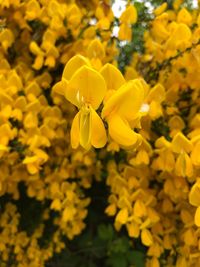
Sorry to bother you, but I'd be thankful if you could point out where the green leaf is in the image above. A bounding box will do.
[98,224,114,241]
[107,253,127,267]
[127,250,145,267]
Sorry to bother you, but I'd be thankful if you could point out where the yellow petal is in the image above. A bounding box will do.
[105,204,117,216]
[141,228,153,246]
[189,181,200,207]
[191,142,200,166]
[0,144,9,151]
[134,200,147,217]
[176,257,188,267]
[154,3,167,16]
[70,111,80,149]
[118,23,132,41]
[23,156,37,164]
[25,0,41,20]
[50,199,62,211]
[175,152,193,178]
[115,208,128,224]
[102,79,145,121]
[166,23,191,49]
[150,257,160,267]
[100,63,125,91]
[87,39,105,59]
[90,107,107,148]
[120,5,137,24]
[194,206,200,227]
[0,29,14,50]
[168,116,185,131]
[52,79,68,96]
[171,132,192,153]
[62,206,76,222]
[66,65,106,109]
[62,55,91,81]
[107,114,141,147]
[147,83,165,103]
[27,163,38,175]
[148,101,163,119]
[79,108,91,150]
[67,4,82,26]
[177,8,192,26]
[29,41,44,56]
[126,222,140,238]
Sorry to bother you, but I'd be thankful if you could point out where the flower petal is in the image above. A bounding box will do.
[147,83,165,103]
[52,79,68,96]
[141,228,153,246]
[79,108,91,150]
[100,63,125,91]
[171,132,192,153]
[90,107,107,148]
[108,114,141,147]
[194,206,200,227]
[66,65,106,109]
[62,55,91,81]
[115,208,128,224]
[70,111,80,149]
[120,5,137,24]
[102,79,145,121]
[189,181,200,207]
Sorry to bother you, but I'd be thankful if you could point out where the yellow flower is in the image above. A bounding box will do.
[0,29,14,51]
[55,55,107,149]
[166,23,192,50]
[100,63,125,101]
[175,151,193,178]
[25,0,41,21]
[87,39,105,70]
[146,83,165,119]
[177,8,192,26]
[120,5,137,24]
[66,4,82,27]
[154,3,167,16]
[102,79,145,147]
[171,132,192,154]
[23,149,49,174]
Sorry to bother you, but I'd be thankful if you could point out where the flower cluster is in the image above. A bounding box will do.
[1,0,200,266]
[53,54,148,150]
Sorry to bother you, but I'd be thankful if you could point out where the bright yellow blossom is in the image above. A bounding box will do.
[102,79,146,147]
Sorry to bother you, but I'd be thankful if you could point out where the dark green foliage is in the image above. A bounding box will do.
[46,224,145,267]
